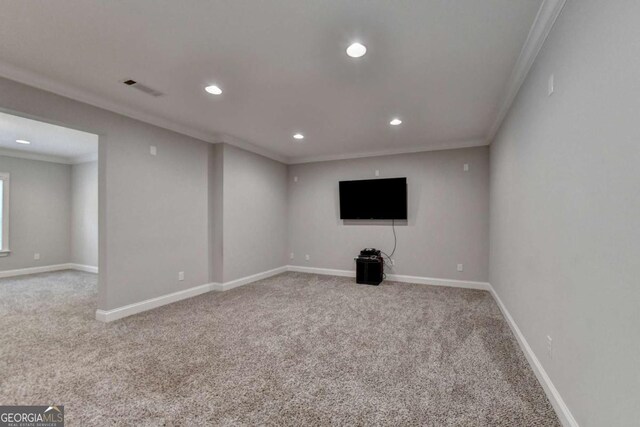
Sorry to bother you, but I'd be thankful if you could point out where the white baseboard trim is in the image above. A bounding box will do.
[82,261,571,425]
[95,266,289,322]
[0,263,99,279]
[488,284,578,427]
[95,282,215,322]
[287,265,573,424]
[0,263,71,279]
[214,266,289,292]
[92,264,488,323]
[68,263,98,274]
[86,261,575,425]
[387,273,490,291]
[286,265,490,291]
[287,265,355,278]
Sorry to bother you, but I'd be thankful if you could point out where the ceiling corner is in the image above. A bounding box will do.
[0,60,218,145]
[485,0,567,143]
[288,138,488,165]
[219,134,289,164]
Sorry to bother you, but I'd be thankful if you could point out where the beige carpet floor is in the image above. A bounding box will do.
[0,270,559,426]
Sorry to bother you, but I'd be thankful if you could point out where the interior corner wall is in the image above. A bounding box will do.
[208,144,224,283]
[0,76,210,311]
[288,146,490,282]
[0,155,71,270]
[489,1,640,425]
[221,144,288,282]
[71,160,98,267]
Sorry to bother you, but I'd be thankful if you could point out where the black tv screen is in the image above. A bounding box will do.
[339,177,407,220]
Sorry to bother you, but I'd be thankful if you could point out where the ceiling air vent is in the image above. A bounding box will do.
[122,79,164,97]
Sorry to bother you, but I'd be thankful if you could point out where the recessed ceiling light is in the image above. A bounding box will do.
[390,118,402,126]
[205,85,222,95]
[16,139,31,144]
[293,133,304,140]
[346,42,367,58]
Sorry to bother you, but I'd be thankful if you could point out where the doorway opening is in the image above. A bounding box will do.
[0,110,100,317]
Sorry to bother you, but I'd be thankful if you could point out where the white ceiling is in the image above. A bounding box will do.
[0,0,543,163]
[0,111,98,164]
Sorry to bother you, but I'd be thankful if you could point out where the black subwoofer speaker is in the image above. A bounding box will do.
[356,256,383,285]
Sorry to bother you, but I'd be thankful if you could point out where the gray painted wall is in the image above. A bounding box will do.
[0,155,71,270]
[222,144,288,282]
[490,1,640,425]
[71,161,98,267]
[288,147,489,281]
[0,77,210,311]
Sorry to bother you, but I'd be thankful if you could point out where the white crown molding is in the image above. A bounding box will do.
[0,1,566,170]
[0,61,217,142]
[0,147,99,165]
[71,152,99,164]
[220,135,289,164]
[0,61,287,163]
[0,60,496,166]
[0,147,74,164]
[289,138,488,165]
[485,0,567,144]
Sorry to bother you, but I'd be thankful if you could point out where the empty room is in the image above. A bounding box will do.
[0,1,636,426]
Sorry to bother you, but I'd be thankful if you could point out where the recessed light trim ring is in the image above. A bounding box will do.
[205,85,222,95]
[346,42,367,58]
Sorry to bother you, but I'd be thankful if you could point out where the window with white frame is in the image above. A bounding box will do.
[0,173,9,256]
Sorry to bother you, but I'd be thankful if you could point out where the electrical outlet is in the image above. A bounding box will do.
[546,335,553,358]
[178,271,185,281]
[305,254,310,261]
[150,145,157,156]
[34,253,40,261]
[391,259,395,266]
[375,170,380,177]
[290,252,294,260]
[463,163,469,172]
[457,263,463,272]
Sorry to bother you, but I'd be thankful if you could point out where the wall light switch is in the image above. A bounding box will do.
[548,74,554,96]
[178,271,185,281]
[34,253,40,260]
[150,145,157,156]
[463,163,469,172]
[457,263,463,272]
[293,176,298,182]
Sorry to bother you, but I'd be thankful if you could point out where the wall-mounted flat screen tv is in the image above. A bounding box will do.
[339,177,407,220]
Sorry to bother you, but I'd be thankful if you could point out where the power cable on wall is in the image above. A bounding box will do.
[381,219,397,275]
